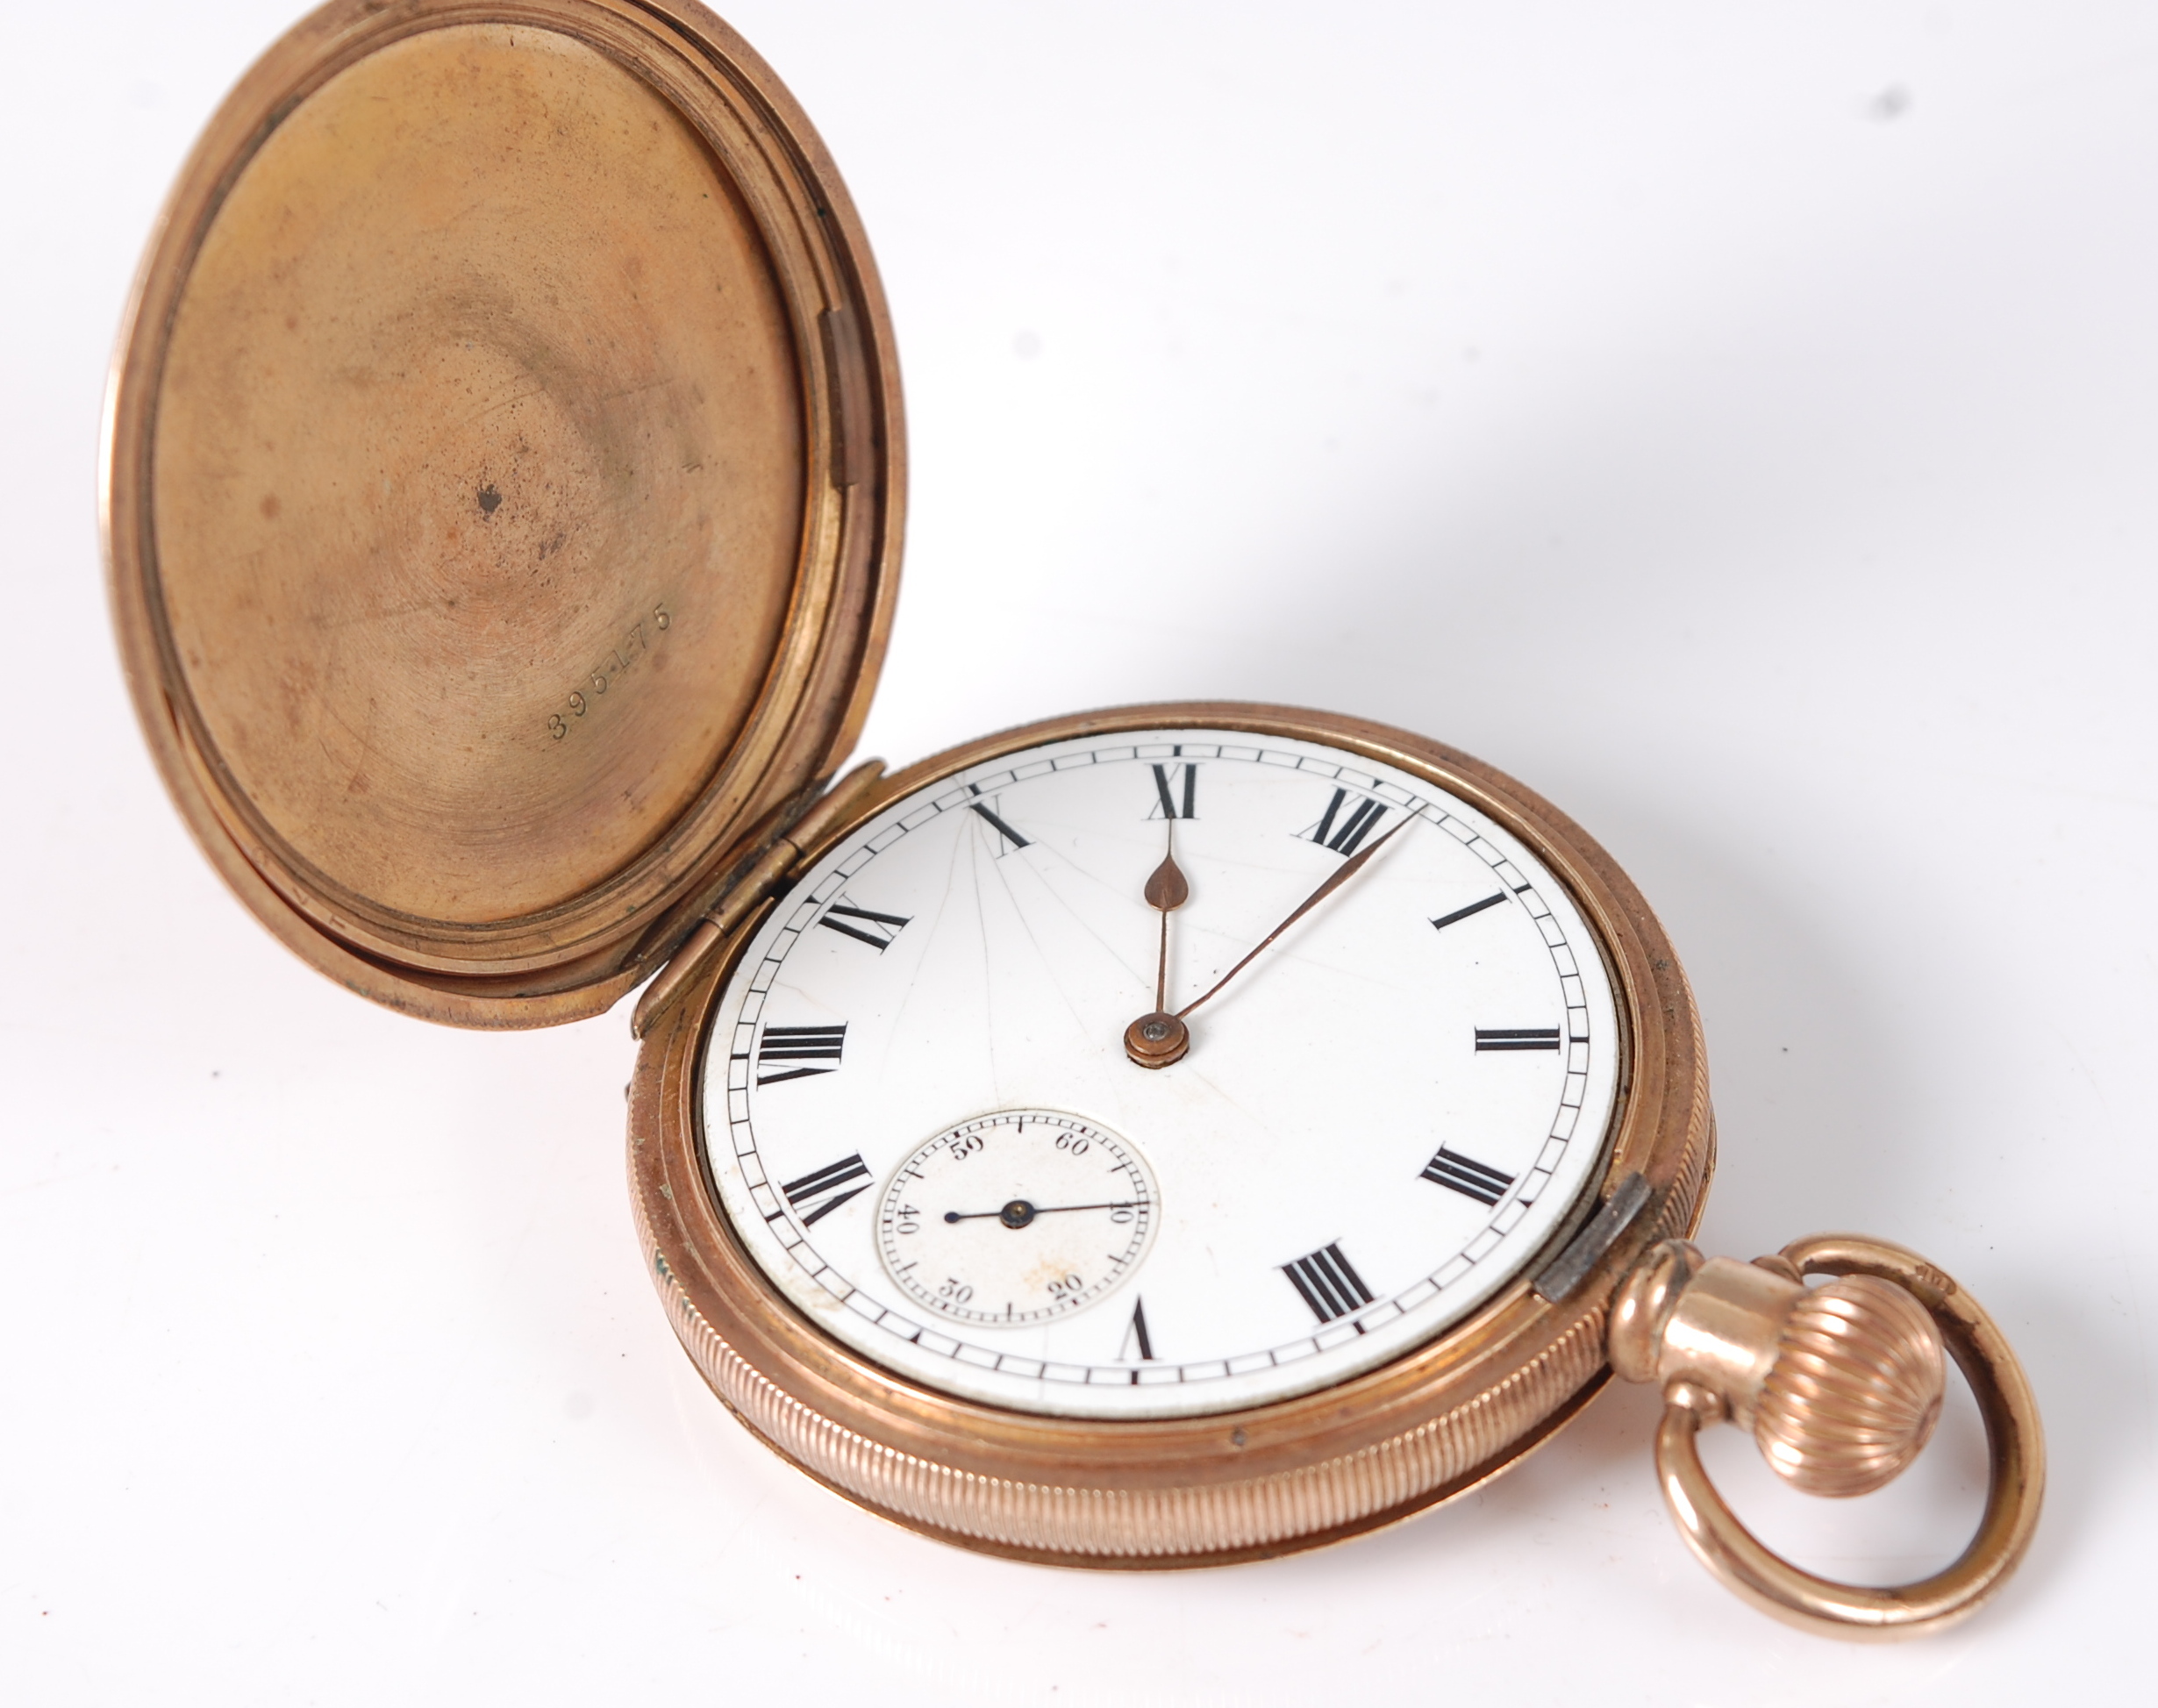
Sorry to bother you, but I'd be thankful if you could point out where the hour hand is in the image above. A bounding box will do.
[1125,830,1191,1068]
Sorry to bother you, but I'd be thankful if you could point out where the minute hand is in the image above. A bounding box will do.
[1176,818,1409,1019]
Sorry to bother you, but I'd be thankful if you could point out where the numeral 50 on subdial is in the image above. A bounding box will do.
[546,604,671,740]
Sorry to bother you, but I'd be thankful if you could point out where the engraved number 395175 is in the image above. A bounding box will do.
[548,604,670,740]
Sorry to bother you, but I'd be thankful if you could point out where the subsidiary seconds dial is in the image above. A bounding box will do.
[876,1111,1158,1326]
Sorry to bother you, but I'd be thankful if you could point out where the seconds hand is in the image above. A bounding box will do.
[945,1199,1137,1229]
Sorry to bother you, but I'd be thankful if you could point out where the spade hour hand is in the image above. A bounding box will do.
[943,1199,1137,1229]
[1144,839,1190,1011]
[1125,825,1193,1068]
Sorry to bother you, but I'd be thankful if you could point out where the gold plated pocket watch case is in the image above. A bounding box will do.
[626,704,1720,1567]
[106,0,2043,1642]
[625,706,2043,1638]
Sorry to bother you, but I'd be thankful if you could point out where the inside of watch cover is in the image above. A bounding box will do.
[108,4,897,1024]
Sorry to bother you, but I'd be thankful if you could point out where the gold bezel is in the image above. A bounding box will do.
[628,703,1714,1567]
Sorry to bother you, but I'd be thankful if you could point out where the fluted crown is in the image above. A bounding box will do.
[1754,1275,1947,1497]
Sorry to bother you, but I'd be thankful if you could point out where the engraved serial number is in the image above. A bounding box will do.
[547,603,671,740]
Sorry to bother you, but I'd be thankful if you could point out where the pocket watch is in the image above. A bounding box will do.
[104,0,2042,1640]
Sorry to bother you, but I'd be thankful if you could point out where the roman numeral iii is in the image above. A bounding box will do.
[818,900,911,951]
[1149,762,1198,820]
[757,1022,847,1085]
[781,1154,872,1226]
[1419,1145,1517,1207]
[1475,1026,1561,1052]
[1304,787,1388,855]
[1282,1242,1375,1324]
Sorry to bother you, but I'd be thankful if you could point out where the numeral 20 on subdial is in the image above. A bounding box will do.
[547,604,671,740]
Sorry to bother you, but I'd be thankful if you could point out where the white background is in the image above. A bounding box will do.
[4,3,2153,1702]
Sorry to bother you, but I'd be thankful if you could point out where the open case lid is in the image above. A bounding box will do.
[103,0,902,1029]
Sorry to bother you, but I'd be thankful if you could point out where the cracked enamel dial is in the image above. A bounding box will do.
[701,728,1623,1420]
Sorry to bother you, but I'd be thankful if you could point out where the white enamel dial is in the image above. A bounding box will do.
[701,728,1623,1420]
[875,1111,1158,1327]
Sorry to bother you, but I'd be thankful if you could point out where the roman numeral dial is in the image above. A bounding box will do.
[968,798,1030,852]
[818,900,911,951]
[1420,1146,1516,1206]
[701,728,1622,1424]
[756,1022,847,1084]
[1148,762,1198,819]
[1282,1242,1375,1325]
[781,1154,873,1226]
[1431,893,1506,933]
[1303,786,1388,855]
[1476,1026,1561,1052]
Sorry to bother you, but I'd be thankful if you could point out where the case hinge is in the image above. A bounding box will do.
[630,760,888,1039]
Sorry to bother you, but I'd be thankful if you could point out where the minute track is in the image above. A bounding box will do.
[702,728,1619,1419]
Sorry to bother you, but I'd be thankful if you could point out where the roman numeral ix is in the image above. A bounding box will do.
[780,1154,872,1226]
[756,1022,847,1084]
[1149,762,1198,820]
[818,900,911,952]
[1304,787,1388,856]
[1475,1027,1561,1052]
[1420,1145,1517,1207]
[1282,1242,1375,1325]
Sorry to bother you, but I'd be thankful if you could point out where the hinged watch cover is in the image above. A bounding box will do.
[103,0,902,1027]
